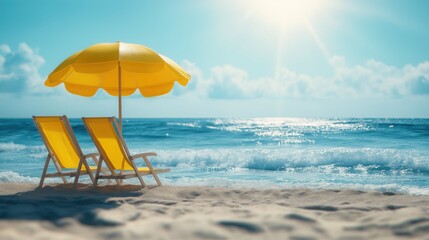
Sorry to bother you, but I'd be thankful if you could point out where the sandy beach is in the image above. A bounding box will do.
[0,183,428,240]
[2,0,429,239]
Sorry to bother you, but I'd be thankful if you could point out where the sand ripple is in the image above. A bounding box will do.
[0,183,428,240]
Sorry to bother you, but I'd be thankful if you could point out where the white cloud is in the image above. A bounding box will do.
[0,44,11,55]
[2,43,428,101]
[181,56,429,99]
[0,43,48,95]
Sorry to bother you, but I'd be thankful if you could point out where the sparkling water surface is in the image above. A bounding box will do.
[0,118,428,195]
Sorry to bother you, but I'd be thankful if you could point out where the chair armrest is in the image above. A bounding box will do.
[131,152,158,172]
[84,153,100,164]
[84,153,100,159]
[131,152,157,160]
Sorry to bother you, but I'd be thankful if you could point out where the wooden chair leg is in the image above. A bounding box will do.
[133,167,147,188]
[136,173,147,189]
[152,172,162,186]
[52,158,66,184]
[73,157,85,187]
[142,155,161,186]
[83,160,94,184]
[94,157,104,186]
[119,170,124,185]
[39,154,51,188]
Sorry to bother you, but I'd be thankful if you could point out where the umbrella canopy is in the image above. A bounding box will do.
[45,42,191,133]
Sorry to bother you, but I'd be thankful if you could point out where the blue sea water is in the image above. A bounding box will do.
[0,118,428,195]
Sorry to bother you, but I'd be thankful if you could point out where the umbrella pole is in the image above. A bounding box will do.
[118,61,122,136]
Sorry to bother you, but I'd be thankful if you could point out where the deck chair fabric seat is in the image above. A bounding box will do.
[33,115,101,187]
[82,117,170,188]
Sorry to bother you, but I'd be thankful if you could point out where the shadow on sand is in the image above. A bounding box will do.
[0,184,147,226]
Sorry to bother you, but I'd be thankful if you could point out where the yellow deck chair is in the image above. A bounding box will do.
[82,117,170,188]
[33,115,103,187]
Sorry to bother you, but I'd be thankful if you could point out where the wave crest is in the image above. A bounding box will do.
[0,142,27,152]
[0,171,39,183]
[138,147,429,173]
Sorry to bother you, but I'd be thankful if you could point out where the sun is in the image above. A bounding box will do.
[241,0,330,80]
[246,0,324,30]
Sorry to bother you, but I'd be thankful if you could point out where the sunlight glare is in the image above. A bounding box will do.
[247,0,324,30]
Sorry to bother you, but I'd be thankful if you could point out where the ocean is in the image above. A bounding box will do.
[0,118,428,195]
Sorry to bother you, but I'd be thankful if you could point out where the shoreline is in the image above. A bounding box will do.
[1,183,429,239]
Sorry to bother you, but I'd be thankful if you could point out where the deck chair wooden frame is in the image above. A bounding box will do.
[33,115,106,188]
[82,117,170,188]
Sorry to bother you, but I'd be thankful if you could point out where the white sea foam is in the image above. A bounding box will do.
[1,169,427,195]
[0,171,40,183]
[0,171,90,184]
[29,152,47,159]
[136,147,429,173]
[0,142,45,154]
[0,142,27,152]
[161,176,429,195]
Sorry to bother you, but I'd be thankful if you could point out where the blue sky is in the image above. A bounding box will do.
[0,0,428,118]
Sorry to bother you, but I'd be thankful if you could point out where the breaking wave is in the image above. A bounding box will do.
[144,147,429,174]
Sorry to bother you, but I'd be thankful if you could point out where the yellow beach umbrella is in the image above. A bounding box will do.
[45,42,190,134]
